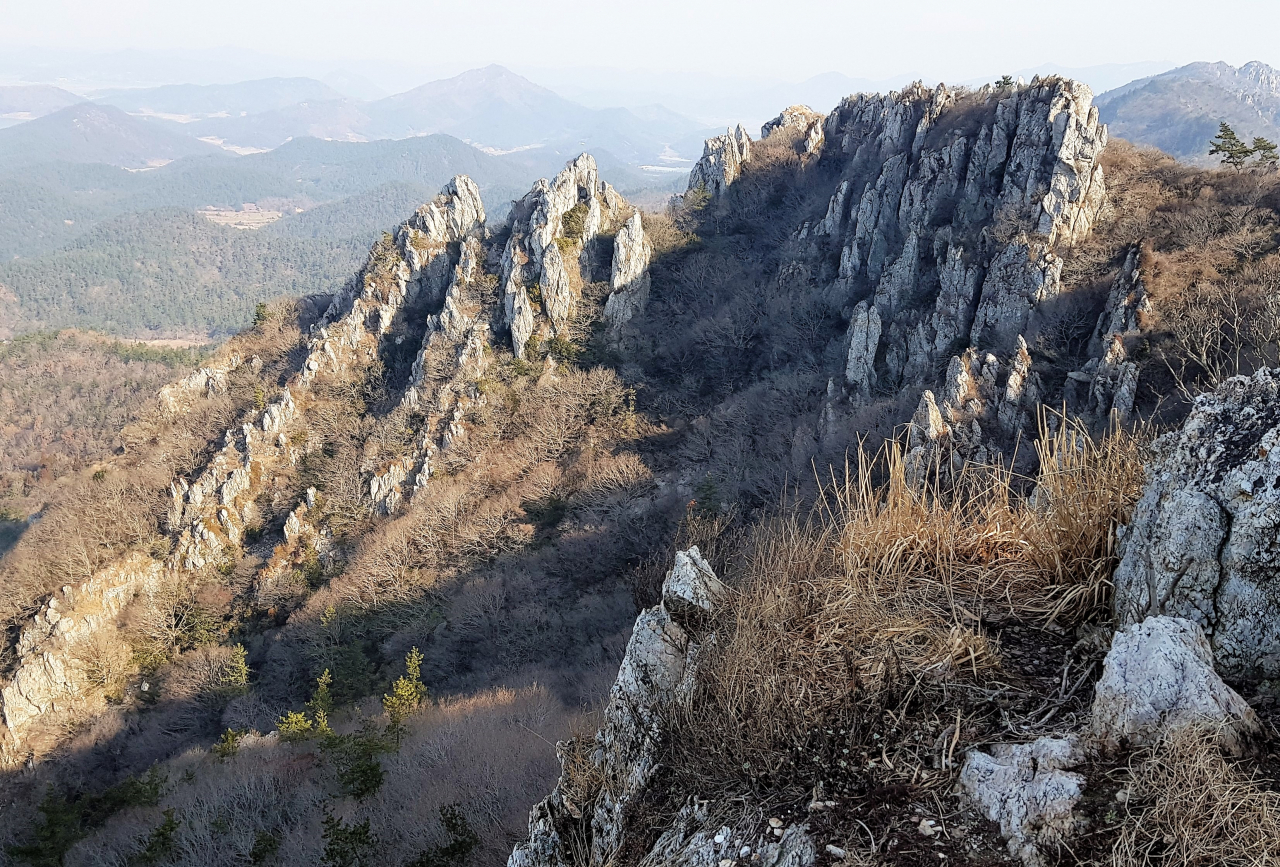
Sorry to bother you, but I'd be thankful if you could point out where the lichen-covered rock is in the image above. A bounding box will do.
[1112,368,1280,680]
[844,301,881,394]
[1091,616,1262,756]
[509,548,726,867]
[603,212,653,330]
[661,547,727,625]
[687,124,752,197]
[502,155,628,356]
[639,802,815,867]
[960,736,1086,867]
[762,105,825,156]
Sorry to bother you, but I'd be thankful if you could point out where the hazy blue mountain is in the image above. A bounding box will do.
[93,77,346,119]
[362,65,713,164]
[0,85,86,124]
[1097,61,1280,164]
[0,103,222,169]
[0,133,537,260]
[182,98,373,149]
[321,70,390,102]
[159,66,713,164]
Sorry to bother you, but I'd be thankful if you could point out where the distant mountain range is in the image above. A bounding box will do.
[0,66,715,177]
[93,77,347,119]
[0,84,85,127]
[0,103,221,169]
[161,66,715,165]
[1097,61,1280,164]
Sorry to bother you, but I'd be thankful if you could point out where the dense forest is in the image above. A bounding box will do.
[0,209,368,335]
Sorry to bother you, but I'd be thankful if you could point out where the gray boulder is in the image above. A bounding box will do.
[1113,368,1280,680]
[960,736,1086,867]
[1090,616,1262,756]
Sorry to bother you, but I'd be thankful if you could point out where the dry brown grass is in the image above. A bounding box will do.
[662,418,1146,808]
[1110,725,1280,866]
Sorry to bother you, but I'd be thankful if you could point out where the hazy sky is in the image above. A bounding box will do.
[3,0,1278,83]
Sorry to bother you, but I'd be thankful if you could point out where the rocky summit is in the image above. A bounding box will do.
[5,68,1280,867]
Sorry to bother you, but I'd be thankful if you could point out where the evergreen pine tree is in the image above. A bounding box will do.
[1253,136,1279,167]
[382,647,427,745]
[1210,123,1254,171]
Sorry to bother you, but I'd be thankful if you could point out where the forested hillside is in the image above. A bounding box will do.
[0,209,364,335]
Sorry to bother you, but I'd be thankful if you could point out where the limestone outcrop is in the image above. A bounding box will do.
[761,105,826,156]
[603,212,653,330]
[1113,368,1280,681]
[158,354,241,412]
[960,736,1086,867]
[1090,616,1261,755]
[843,300,880,395]
[1067,247,1151,423]
[301,176,485,386]
[500,154,626,357]
[810,78,1106,396]
[1,553,163,745]
[506,548,796,867]
[687,124,752,197]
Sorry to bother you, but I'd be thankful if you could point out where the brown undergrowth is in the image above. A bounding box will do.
[657,418,1147,844]
[1109,725,1280,867]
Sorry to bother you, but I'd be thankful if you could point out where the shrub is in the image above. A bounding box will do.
[212,728,243,760]
[323,729,389,800]
[407,805,479,867]
[383,647,427,744]
[133,808,181,865]
[662,419,1144,807]
[321,811,379,867]
[277,711,314,743]
[6,768,165,866]
[560,202,589,242]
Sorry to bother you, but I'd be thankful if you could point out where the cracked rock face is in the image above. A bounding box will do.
[603,211,653,330]
[816,78,1106,393]
[844,301,881,395]
[960,736,1086,867]
[1113,368,1280,681]
[1090,616,1262,755]
[509,547,734,867]
[502,154,626,357]
[688,124,752,197]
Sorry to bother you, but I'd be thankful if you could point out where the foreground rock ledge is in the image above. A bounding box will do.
[1113,367,1280,681]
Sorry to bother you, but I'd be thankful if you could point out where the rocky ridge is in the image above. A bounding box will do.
[499,154,629,358]
[508,548,816,867]
[0,156,651,754]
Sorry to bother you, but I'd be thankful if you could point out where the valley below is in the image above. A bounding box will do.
[2,54,1280,867]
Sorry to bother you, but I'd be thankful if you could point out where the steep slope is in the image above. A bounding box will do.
[0,103,222,169]
[0,152,651,757]
[1096,60,1280,163]
[6,73,1280,867]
